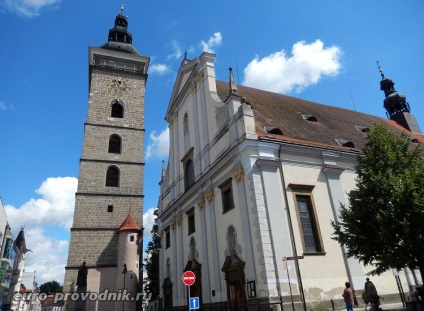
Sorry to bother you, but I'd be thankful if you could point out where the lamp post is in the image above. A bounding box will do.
[122,263,127,311]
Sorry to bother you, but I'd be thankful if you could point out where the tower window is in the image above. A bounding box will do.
[106,166,119,187]
[107,205,113,212]
[111,101,123,118]
[108,135,122,153]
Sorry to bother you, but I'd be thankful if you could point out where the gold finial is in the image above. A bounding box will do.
[120,4,125,13]
[376,61,385,79]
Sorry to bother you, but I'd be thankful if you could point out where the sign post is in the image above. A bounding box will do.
[182,271,196,310]
[283,256,304,311]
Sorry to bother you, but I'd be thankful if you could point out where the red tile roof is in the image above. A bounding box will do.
[215,81,424,150]
[118,213,141,233]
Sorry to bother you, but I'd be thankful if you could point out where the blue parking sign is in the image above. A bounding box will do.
[189,297,200,309]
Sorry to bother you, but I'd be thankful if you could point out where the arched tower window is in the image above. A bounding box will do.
[106,166,120,187]
[111,101,123,118]
[184,159,195,190]
[184,113,190,151]
[108,135,121,153]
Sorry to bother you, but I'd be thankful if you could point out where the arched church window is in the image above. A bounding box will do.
[108,135,121,153]
[111,101,123,118]
[106,166,119,187]
[184,159,195,190]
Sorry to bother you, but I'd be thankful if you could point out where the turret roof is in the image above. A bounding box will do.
[118,213,141,233]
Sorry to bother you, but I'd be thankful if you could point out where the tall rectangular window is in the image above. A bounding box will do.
[295,194,323,253]
[220,179,234,213]
[187,209,195,235]
[165,228,170,249]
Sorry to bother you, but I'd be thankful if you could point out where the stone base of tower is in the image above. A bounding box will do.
[63,266,120,311]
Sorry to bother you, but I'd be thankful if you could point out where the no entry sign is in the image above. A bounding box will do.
[182,271,196,286]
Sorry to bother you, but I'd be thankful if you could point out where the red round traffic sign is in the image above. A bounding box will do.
[182,271,196,286]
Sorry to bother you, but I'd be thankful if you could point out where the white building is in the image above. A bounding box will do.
[157,52,422,310]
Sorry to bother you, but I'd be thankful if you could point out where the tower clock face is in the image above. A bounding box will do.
[109,76,130,94]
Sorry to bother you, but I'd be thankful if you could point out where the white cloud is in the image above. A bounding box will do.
[167,40,182,60]
[5,177,77,230]
[150,64,171,75]
[143,207,157,241]
[22,227,69,285]
[242,39,342,94]
[5,177,77,285]
[200,32,222,53]
[4,0,61,17]
[0,100,14,111]
[145,128,169,161]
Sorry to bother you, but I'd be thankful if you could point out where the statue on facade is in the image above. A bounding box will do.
[76,262,88,288]
[75,262,87,311]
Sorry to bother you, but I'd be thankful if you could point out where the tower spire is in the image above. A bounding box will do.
[99,7,141,55]
[378,62,421,133]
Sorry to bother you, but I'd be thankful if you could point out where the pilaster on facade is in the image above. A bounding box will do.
[321,154,364,289]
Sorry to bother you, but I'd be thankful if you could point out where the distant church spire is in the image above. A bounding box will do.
[377,61,421,134]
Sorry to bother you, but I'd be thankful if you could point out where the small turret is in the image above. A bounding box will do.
[115,213,142,311]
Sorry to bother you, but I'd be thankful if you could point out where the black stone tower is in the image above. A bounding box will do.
[64,7,149,311]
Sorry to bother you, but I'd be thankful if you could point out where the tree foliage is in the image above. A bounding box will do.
[332,123,424,283]
[39,280,63,294]
[144,209,161,300]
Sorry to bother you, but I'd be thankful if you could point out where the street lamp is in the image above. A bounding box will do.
[122,263,127,311]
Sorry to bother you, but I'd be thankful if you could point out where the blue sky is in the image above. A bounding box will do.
[1,0,423,285]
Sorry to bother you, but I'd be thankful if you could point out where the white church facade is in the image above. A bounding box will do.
[156,52,423,310]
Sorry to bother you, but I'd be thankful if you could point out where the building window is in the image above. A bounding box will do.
[187,209,195,235]
[108,135,121,153]
[129,234,136,243]
[106,166,119,187]
[184,159,195,190]
[107,205,113,212]
[184,113,190,151]
[220,179,234,213]
[165,228,170,249]
[294,195,323,253]
[111,101,123,118]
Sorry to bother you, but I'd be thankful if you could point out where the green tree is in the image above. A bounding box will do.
[332,123,424,284]
[39,280,63,294]
[144,209,161,300]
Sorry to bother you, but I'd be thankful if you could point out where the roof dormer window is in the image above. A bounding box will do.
[264,126,283,135]
[355,125,370,133]
[302,115,318,122]
[335,138,355,148]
